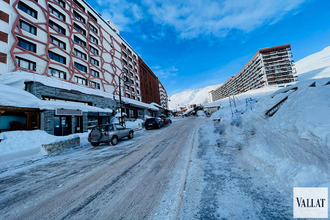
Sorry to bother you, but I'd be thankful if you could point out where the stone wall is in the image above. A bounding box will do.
[42,136,80,154]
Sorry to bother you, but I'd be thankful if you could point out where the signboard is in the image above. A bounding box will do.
[56,108,83,116]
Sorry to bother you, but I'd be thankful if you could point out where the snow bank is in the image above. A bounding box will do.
[125,119,144,130]
[211,77,330,192]
[0,130,79,156]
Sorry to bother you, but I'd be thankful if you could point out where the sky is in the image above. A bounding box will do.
[88,0,330,96]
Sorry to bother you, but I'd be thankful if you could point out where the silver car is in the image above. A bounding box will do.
[88,124,134,146]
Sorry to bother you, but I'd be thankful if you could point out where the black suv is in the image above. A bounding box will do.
[145,117,164,130]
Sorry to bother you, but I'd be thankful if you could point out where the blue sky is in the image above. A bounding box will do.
[89,0,330,96]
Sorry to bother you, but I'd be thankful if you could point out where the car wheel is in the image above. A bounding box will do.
[91,142,99,147]
[111,136,119,145]
[128,131,134,139]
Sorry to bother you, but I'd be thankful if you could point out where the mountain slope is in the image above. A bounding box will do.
[295,46,330,80]
[169,84,220,109]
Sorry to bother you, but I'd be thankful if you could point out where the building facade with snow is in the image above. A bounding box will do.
[210,44,297,101]
[0,0,166,135]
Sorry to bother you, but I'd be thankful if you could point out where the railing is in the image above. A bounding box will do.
[265,96,288,117]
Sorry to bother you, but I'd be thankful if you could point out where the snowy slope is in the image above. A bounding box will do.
[169,84,221,109]
[295,46,330,80]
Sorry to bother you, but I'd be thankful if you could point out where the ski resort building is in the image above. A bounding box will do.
[0,0,166,135]
[210,44,297,101]
[159,81,168,109]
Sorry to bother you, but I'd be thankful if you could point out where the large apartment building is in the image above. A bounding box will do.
[0,0,167,135]
[210,44,296,101]
[0,0,141,100]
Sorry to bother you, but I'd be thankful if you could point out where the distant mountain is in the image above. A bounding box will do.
[168,84,221,110]
[168,46,330,110]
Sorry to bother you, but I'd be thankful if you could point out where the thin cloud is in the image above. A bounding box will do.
[95,0,307,39]
[152,66,178,79]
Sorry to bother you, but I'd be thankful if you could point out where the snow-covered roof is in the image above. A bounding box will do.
[0,84,112,113]
[0,72,158,111]
[114,96,159,111]
[0,71,115,99]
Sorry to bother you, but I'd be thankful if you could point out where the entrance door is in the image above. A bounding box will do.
[73,116,83,133]
[54,116,72,136]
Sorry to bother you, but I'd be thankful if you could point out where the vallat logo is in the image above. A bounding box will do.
[293,187,328,218]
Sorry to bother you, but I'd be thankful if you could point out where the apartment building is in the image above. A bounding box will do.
[0,0,166,135]
[159,81,168,109]
[210,44,296,101]
[139,57,160,105]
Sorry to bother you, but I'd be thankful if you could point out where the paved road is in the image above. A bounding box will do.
[0,118,201,220]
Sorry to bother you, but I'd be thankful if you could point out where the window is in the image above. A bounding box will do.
[130,72,134,77]
[134,68,137,73]
[131,87,135,92]
[89,35,98,44]
[18,1,38,19]
[48,51,66,64]
[137,97,140,101]
[126,93,130,98]
[74,62,87,72]
[90,57,99,66]
[49,5,65,21]
[89,23,98,34]
[122,52,127,57]
[129,57,132,62]
[74,48,86,60]
[125,85,129,89]
[48,67,66,79]
[122,59,127,65]
[91,69,99,77]
[55,0,65,8]
[73,11,85,23]
[135,75,139,80]
[123,68,128,73]
[74,36,86,46]
[91,81,100,89]
[19,20,37,35]
[137,90,140,94]
[16,56,36,71]
[73,0,85,11]
[121,43,126,49]
[132,95,135,100]
[89,45,98,55]
[50,36,66,49]
[129,64,133,69]
[88,11,97,22]
[130,79,134,84]
[17,37,36,53]
[74,23,86,35]
[49,20,66,35]
[136,82,139,87]
[74,75,87,85]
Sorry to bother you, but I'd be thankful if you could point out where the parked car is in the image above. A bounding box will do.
[88,123,134,146]
[145,117,164,130]
[160,116,172,124]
